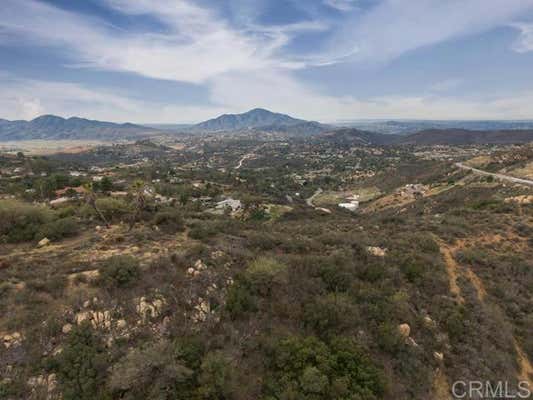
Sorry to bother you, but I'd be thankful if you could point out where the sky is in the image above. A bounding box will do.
[1,0,533,123]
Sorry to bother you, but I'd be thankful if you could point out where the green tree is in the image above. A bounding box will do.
[109,340,193,400]
[198,351,234,400]
[99,255,140,288]
[266,336,385,400]
[100,176,113,192]
[52,322,109,400]
[129,180,147,230]
[83,183,109,227]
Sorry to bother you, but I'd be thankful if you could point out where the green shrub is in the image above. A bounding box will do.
[265,336,384,400]
[198,351,234,400]
[153,209,185,233]
[225,280,256,318]
[26,275,67,298]
[109,340,193,399]
[94,197,131,221]
[303,294,359,336]
[99,255,140,288]
[37,217,79,241]
[187,220,230,241]
[377,322,403,354]
[50,322,110,400]
[0,200,53,243]
[246,257,288,296]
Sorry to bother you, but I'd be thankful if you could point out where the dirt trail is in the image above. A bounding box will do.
[463,268,487,302]
[515,340,533,386]
[305,188,323,207]
[439,244,465,304]
[438,236,533,388]
[432,369,453,400]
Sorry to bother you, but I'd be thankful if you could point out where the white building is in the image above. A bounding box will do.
[338,201,359,212]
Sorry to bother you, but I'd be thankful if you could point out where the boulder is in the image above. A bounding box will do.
[74,310,112,329]
[116,319,127,329]
[367,246,386,257]
[398,323,411,339]
[61,324,73,334]
[2,332,22,349]
[194,259,207,271]
[423,315,436,329]
[136,296,165,322]
[37,238,50,248]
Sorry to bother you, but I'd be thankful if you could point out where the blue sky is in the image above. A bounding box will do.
[1,0,533,123]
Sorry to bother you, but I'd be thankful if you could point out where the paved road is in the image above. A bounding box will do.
[455,162,533,187]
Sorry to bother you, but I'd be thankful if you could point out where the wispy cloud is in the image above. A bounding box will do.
[511,22,533,52]
[429,78,464,93]
[0,0,327,84]
[323,0,359,12]
[327,0,533,64]
[0,72,227,123]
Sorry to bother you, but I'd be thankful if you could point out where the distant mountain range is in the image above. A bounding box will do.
[190,108,330,134]
[319,128,533,146]
[1,111,533,145]
[0,115,156,141]
[338,119,533,135]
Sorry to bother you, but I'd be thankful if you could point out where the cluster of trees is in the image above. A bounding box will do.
[0,200,78,243]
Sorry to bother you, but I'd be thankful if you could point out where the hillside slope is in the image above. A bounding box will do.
[398,129,533,145]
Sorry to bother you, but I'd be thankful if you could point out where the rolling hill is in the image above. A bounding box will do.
[318,127,533,146]
[0,115,157,141]
[318,128,397,146]
[397,128,533,145]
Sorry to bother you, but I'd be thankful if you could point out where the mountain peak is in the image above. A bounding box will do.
[193,108,311,132]
[245,108,275,114]
[31,114,66,123]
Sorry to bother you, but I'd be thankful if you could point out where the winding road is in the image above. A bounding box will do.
[235,153,254,170]
[305,187,323,207]
[455,162,533,187]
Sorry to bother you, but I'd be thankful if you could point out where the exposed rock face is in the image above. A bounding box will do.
[136,296,165,322]
[27,373,57,399]
[2,332,22,348]
[75,310,112,329]
[192,298,211,323]
[187,259,207,277]
[505,195,533,204]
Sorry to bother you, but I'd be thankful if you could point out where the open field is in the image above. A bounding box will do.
[0,140,114,155]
